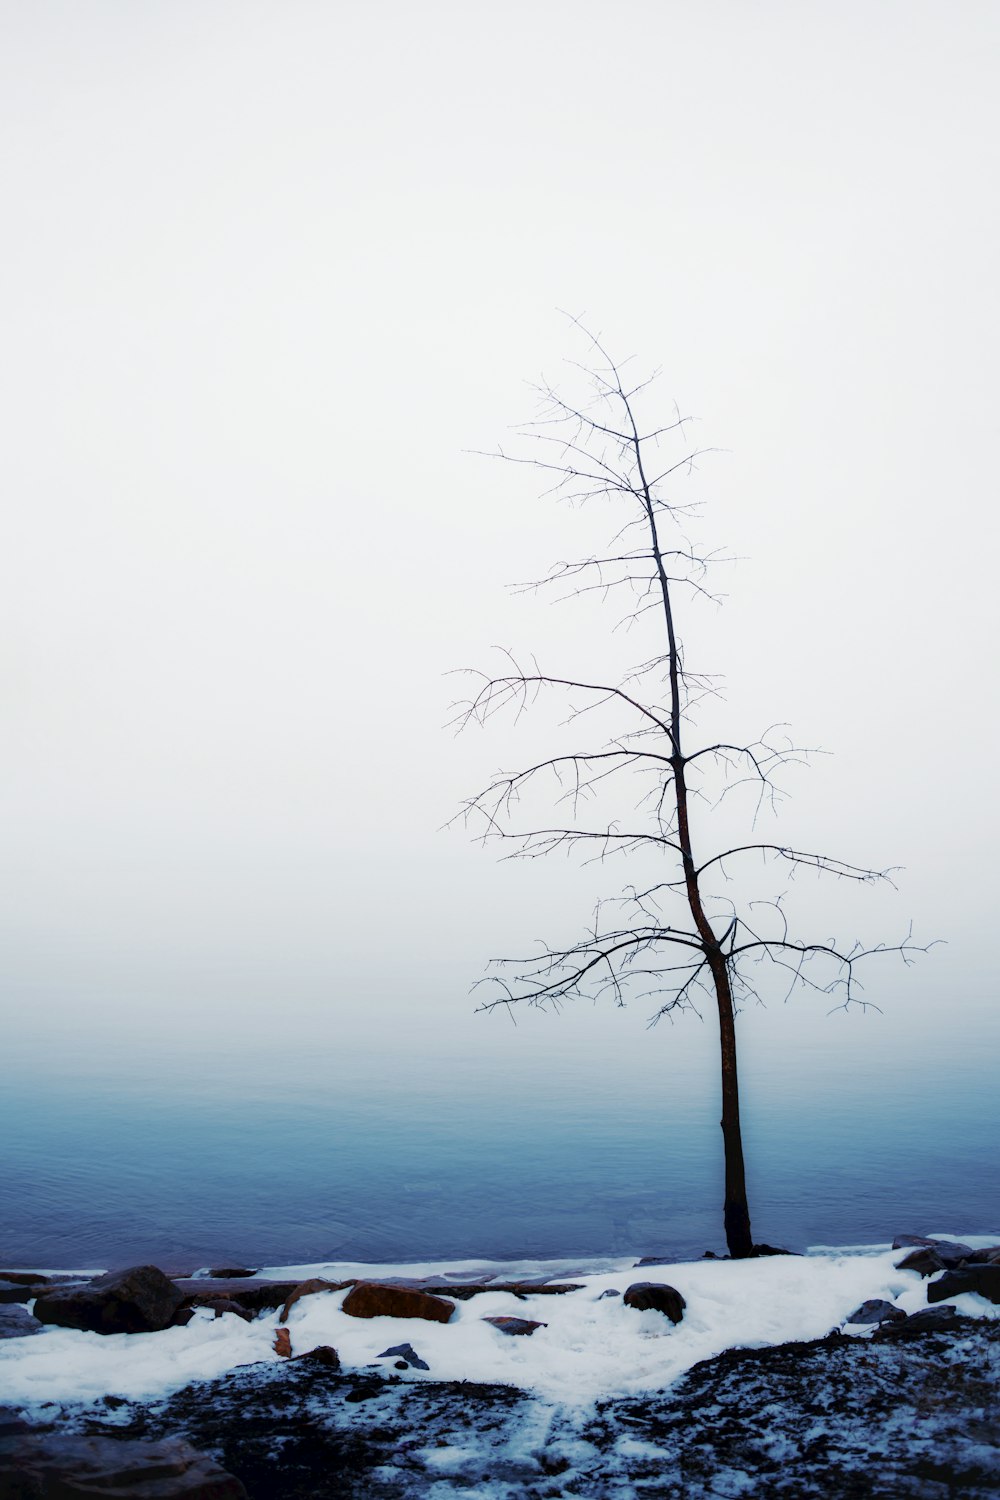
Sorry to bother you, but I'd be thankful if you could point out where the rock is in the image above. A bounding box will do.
[297,1345,341,1369]
[0,1280,50,1305]
[892,1235,973,1259]
[481,1316,547,1336]
[874,1305,962,1339]
[634,1256,673,1267]
[279,1278,350,1322]
[623,1282,686,1324]
[598,1289,621,1299]
[748,1243,799,1258]
[33,1265,184,1335]
[341,1282,454,1324]
[174,1279,301,1314]
[0,1271,54,1286]
[273,1327,292,1358]
[377,1342,429,1369]
[895,1247,947,1276]
[207,1268,258,1279]
[202,1299,251,1323]
[0,1431,247,1497]
[0,1304,42,1339]
[927,1265,1000,1305]
[844,1299,906,1326]
[966,1245,1000,1265]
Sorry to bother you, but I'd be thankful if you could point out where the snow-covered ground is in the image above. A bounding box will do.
[2,1236,998,1413]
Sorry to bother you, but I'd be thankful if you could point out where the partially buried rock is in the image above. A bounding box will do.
[279,1277,350,1322]
[844,1299,905,1326]
[0,1432,247,1498]
[892,1234,973,1259]
[481,1316,547,1337]
[208,1267,258,1279]
[33,1265,184,1335]
[297,1344,341,1369]
[927,1265,1000,1305]
[0,1305,42,1340]
[378,1342,429,1369]
[895,1247,948,1277]
[341,1282,454,1324]
[598,1288,621,1299]
[623,1282,686,1324]
[874,1304,962,1339]
[273,1327,292,1358]
[896,1240,973,1275]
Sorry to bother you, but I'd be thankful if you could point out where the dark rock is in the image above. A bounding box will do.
[844,1299,905,1326]
[0,1280,50,1305]
[481,1316,547,1336]
[202,1299,252,1323]
[598,1288,620,1299]
[927,1265,1000,1305]
[0,1304,42,1339]
[874,1304,962,1339]
[967,1245,1000,1265]
[895,1246,947,1276]
[634,1256,674,1267]
[748,1243,800,1258]
[33,1265,184,1335]
[341,1282,454,1324]
[0,1431,247,1497]
[0,1409,31,1437]
[892,1234,973,1259]
[207,1268,258,1279]
[418,1280,582,1300]
[623,1282,686,1324]
[344,1383,385,1403]
[297,1345,341,1369]
[377,1342,429,1370]
[0,1271,54,1287]
[174,1279,301,1314]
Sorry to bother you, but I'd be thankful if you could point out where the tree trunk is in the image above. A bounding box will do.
[710,950,753,1258]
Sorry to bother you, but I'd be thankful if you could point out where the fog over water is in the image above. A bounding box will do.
[2,2,998,1263]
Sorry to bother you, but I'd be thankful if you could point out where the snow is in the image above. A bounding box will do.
[1,1239,997,1415]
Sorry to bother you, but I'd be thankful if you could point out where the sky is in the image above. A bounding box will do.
[2,0,999,1065]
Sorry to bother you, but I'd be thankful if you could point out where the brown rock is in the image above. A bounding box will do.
[481,1316,547,1336]
[279,1278,352,1323]
[623,1282,686,1324]
[0,1431,247,1497]
[273,1327,292,1357]
[33,1266,184,1335]
[341,1282,455,1324]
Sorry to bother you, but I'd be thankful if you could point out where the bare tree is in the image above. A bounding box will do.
[453,322,921,1259]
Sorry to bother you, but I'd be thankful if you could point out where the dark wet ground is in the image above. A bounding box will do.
[45,1317,1000,1498]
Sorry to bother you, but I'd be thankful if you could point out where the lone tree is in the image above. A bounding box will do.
[454,324,919,1259]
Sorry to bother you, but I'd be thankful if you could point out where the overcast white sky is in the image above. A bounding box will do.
[2,0,998,1052]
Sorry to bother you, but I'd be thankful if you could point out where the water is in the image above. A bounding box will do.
[2,991,997,1268]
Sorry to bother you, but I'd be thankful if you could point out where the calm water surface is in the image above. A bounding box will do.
[2,993,997,1267]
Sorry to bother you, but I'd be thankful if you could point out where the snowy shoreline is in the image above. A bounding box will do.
[3,1234,999,1412]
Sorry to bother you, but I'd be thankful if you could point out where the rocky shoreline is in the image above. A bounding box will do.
[1,1235,998,1497]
